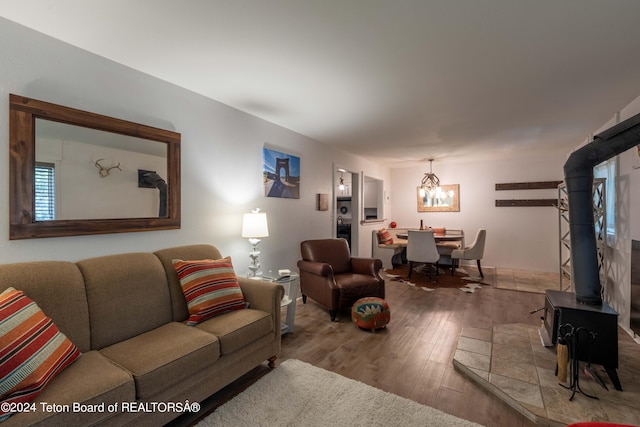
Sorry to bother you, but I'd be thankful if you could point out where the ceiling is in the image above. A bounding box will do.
[3,0,640,167]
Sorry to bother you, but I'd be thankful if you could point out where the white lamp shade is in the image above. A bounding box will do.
[241,212,269,238]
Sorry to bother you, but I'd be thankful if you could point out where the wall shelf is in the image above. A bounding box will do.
[495,181,563,191]
[495,199,557,207]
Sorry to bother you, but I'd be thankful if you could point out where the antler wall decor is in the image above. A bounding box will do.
[95,159,122,177]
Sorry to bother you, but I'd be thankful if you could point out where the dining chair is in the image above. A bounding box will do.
[451,228,487,278]
[406,230,440,282]
[436,229,464,272]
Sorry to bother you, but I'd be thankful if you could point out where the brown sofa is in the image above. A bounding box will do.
[0,244,283,426]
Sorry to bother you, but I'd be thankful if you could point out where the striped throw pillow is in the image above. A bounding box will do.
[173,257,246,326]
[377,228,393,245]
[0,287,81,421]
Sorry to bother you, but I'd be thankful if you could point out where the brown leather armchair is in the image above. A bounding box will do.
[297,238,385,321]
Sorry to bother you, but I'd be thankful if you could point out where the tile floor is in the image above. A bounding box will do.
[453,322,640,426]
[493,268,570,294]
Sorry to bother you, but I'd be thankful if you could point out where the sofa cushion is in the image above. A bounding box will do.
[173,258,246,325]
[99,322,219,399]
[2,350,135,426]
[196,308,273,355]
[437,241,460,256]
[0,261,91,352]
[0,288,81,421]
[78,253,172,350]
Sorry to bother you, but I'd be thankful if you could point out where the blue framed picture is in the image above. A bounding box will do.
[263,147,300,199]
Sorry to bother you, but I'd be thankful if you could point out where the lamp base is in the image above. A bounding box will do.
[247,239,263,278]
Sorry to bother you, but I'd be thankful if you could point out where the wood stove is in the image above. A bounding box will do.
[542,289,621,390]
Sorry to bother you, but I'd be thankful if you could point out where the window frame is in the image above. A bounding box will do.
[593,157,616,241]
[34,161,56,221]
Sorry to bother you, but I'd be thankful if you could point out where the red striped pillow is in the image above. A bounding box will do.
[377,228,394,245]
[173,257,247,326]
[0,288,81,421]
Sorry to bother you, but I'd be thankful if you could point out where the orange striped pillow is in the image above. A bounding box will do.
[173,257,246,326]
[377,228,394,245]
[0,288,81,421]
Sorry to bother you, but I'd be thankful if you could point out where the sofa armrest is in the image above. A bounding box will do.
[237,277,284,315]
[351,257,383,276]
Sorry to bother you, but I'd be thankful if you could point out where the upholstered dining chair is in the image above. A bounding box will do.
[406,230,440,282]
[436,229,464,271]
[297,238,385,321]
[451,228,487,278]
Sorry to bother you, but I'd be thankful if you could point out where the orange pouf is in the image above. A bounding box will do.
[351,297,390,331]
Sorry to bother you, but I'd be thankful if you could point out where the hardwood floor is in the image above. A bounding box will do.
[279,278,545,426]
[175,276,547,426]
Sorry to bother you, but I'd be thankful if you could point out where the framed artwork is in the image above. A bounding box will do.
[316,193,328,211]
[417,184,460,212]
[263,147,300,199]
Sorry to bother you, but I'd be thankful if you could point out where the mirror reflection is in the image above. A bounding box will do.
[417,184,460,212]
[35,119,168,220]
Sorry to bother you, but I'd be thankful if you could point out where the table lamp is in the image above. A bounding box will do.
[241,208,269,278]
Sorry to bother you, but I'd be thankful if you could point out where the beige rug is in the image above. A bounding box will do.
[196,359,482,426]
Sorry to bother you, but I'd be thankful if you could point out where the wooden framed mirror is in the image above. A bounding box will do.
[9,94,181,239]
[417,184,459,212]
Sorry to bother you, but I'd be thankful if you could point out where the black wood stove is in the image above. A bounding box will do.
[542,289,621,391]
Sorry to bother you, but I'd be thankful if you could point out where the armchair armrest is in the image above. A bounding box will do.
[297,260,334,279]
[351,257,383,276]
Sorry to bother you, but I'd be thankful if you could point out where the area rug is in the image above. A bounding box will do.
[383,264,489,292]
[196,359,482,427]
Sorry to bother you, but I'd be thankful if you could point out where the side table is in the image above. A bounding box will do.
[263,272,299,335]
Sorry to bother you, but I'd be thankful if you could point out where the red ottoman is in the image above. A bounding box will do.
[351,297,390,331]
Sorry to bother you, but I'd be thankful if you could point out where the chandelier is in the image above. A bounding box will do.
[419,159,440,197]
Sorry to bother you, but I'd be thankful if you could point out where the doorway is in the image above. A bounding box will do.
[334,165,359,256]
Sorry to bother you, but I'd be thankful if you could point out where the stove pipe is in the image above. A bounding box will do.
[141,172,168,218]
[564,112,640,305]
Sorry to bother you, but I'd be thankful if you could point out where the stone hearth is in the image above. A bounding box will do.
[453,324,640,426]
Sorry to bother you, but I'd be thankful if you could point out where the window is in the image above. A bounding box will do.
[593,157,615,237]
[34,162,55,221]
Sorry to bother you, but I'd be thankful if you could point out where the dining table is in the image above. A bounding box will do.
[394,231,464,246]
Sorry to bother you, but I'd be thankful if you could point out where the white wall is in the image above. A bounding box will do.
[580,94,640,340]
[0,17,388,274]
[2,16,633,288]
[388,156,566,272]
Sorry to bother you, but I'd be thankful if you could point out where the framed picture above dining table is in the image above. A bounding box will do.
[417,184,460,212]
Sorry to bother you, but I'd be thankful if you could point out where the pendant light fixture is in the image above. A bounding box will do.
[338,171,345,191]
[419,159,440,197]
